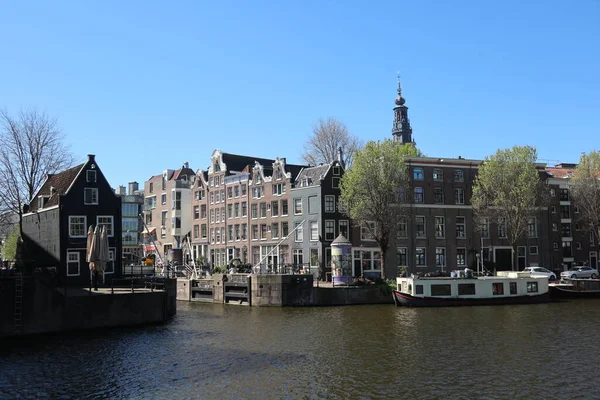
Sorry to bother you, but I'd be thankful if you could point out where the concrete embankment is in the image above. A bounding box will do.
[177,274,394,306]
[1,276,176,338]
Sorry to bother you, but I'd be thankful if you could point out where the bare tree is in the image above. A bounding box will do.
[301,117,362,167]
[570,151,600,246]
[0,108,74,235]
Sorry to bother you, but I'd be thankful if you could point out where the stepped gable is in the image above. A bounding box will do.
[28,163,84,212]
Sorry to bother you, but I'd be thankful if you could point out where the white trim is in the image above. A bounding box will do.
[66,250,81,276]
[97,215,114,237]
[84,187,99,205]
[69,215,87,238]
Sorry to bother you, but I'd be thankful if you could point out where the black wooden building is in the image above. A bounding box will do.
[22,154,122,286]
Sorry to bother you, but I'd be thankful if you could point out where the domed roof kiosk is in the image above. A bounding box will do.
[331,234,352,287]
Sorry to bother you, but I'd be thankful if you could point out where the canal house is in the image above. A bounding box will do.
[22,154,122,286]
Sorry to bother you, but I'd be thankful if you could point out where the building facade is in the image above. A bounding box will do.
[118,182,144,265]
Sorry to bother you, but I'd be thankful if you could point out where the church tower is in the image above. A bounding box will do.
[391,76,414,144]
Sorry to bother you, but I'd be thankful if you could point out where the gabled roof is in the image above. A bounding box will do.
[172,167,195,180]
[546,167,575,179]
[28,163,85,212]
[222,152,277,174]
[294,164,331,187]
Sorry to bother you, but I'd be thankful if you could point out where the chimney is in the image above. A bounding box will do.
[338,147,345,168]
[116,186,126,195]
[87,154,95,162]
[128,181,139,195]
[183,161,189,169]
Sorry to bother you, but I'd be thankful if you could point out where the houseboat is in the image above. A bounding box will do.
[392,271,550,307]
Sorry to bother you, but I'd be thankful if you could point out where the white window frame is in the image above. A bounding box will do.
[456,216,466,239]
[435,247,446,267]
[325,220,335,241]
[84,187,98,205]
[456,248,467,266]
[414,187,424,203]
[413,168,424,180]
[529,246,538,255]
[339,220,349,238]
[325,195,335,213]
[361,221,376,241]
[397,218,407,239]
[295,222,303,242]
[97,216,114,237]
[415,247,426,267]
[310,221,319,242]
[294,198,302,215]
[69,216,87,238]
[86,170,96,183]
[67,251,80,276]
[415,216,426,238]
[435,216,445,238]
[455,188,464,205]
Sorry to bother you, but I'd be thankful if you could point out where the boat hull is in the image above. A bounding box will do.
[392,290,550,307]
[549,285,600,299]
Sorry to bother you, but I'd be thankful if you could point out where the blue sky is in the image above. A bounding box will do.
[1,0,599,189]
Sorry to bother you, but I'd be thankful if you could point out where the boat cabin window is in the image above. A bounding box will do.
[510,282,517,295]
[431,284,451,296]
[458,283,476,295]
[492,282,504,295]
[527,282,538,293]
[415,285,423,295]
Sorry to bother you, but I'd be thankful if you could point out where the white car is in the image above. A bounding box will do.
[560,266,599,280]
[523,267,557,281]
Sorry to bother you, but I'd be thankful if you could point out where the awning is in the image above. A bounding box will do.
[142,226,156,235]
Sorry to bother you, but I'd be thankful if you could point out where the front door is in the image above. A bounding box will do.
[495,248,512,271]
[590,252,598,270]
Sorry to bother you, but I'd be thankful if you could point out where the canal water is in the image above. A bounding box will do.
[2,299,600,400]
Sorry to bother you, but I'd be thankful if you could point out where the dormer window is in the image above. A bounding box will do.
[333,166,340,176]
[214,162,221,172]
[38,196,49,209]
[255,174,262,184]
[86,170,96,182]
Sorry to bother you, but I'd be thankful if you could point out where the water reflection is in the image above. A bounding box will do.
[2,300,600,399]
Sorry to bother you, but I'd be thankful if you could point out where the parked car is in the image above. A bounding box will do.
[523,267,557,281]
[560,266,599,280]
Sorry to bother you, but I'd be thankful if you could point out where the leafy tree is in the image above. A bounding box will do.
[301,117,362,167]
[471,146,548,270]
[570,151,600,245]
[339,139,421,278]
[0,108,74,236]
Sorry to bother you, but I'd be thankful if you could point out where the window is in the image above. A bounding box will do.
[193,206,200,219]
[413,168,424,180]
[67,251,80,276]
[454,170,464,182]
[293,249,303,265]
[560,205,570,219]
[310,221,319,241]
[561,223,571,237]
[498,219,507,237]
[260,202,267,218]
[281,200,289,216]
[162,175,167,190]
[325,220,335,241]
[86,170,96,182]
[414,187,424,203]
[576,242,582,250]
[435,248,446,267]
[456,248,466,266]
[553,242,559,250]
[397,218,407,239]
[361,221,376,241]
[252,225,258,240]
[241,224,247,240]
[201,224,207,239]
[333,166,341,176]
[281,222,289,237]
[251,204,258,219]
[550,188,556,197]
[528,218,537,238]
[69,216,86,237]
[560,189,569,201]
[435,217,445,238]
[234,186,240,198]
[272,183,285,195]
[271,223,279,239]
[551,206,556,214]
[431,284,451,296]
[308,196,319,214]
[325,195,335,213]
[339,220,349,238]
[241,184,247,196]
[518,246,526,268]
[433,168,443,181]
[294,199,302,214]
[160,211,167,227]
[434,187,444,204]
[415,216,426,237]
[480,219,489,238]
[510,282,517,295]
[241,202,247,217]
[84,188,98,205]
[260,224,267,240]
[193,225,200,239]
[529,246,538,255]
[458,284,476,295]
[97,216,114,237]
[149,182,154,193]
[210,192,214,204]
[415,285,424,295]
[332,177,341,188]
[455,188,464,205]
[234,203,240,218]
[456,217,466,239]
[416,248,426,266]
[227,204,233,219]
[574,206,580,214]
[397,248,407,267]
[295,222,303,242]
[552,223,557,231]
[527,282,539,293]
[227,187,233,199]
[492,282,504,295]
[161,194,166,205]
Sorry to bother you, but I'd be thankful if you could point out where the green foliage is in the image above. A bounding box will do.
[339,140,420,277]
[472,146,547,269]
[213,265,227,274]
[571,151,600,244]
[1,226,21,261]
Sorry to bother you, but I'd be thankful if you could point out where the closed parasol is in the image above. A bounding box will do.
[87,224,109,290]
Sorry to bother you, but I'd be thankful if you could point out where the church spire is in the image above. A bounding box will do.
[392,73,413,144]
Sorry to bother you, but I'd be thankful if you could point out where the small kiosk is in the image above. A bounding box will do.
[331,234,352,286]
